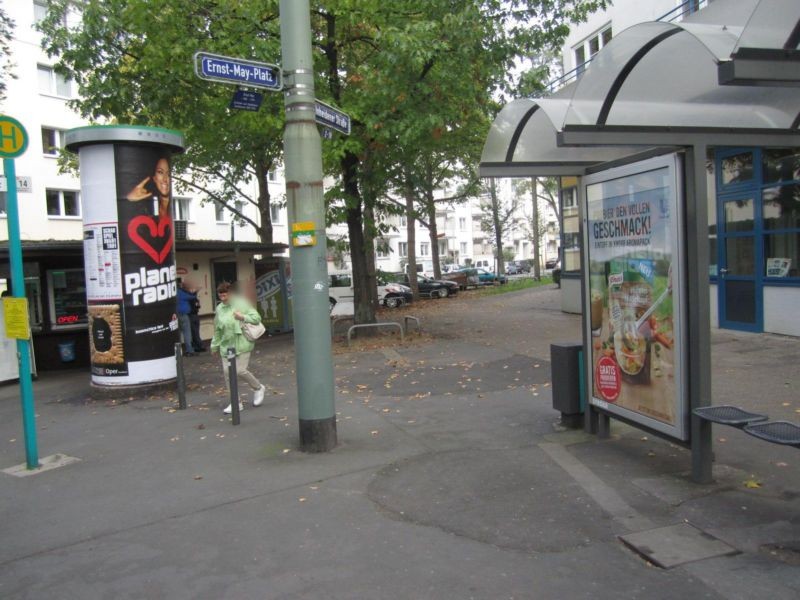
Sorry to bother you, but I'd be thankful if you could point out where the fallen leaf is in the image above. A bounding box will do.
[193,475,203,480]
[718,437,727,443]
[775,462,788,468]
[282,448,291,454]
[743,478,762,489]
[298,497,307,502]
[371,430,379,436]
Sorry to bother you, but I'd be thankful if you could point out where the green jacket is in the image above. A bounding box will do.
[210,295,262,356]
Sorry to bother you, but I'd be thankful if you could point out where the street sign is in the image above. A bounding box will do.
[194,52,282,91]
[16,176,32,193]
[314,100,351,135]
[0,116,28,159]
[230,90,264,112]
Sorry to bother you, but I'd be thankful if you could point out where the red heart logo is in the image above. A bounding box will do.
[127,215,173,264]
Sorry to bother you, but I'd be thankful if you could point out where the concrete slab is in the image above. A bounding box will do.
[632,464,749,506]
[2,453,81,477]
[620,523,738,569]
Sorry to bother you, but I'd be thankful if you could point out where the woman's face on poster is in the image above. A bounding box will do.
[153,158,170,198]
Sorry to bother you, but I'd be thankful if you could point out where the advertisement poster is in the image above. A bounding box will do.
[112,144,179,371]
[585,154,686,440]
[83,224,123,300]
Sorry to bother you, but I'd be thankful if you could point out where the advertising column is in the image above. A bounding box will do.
[66,126,185,389]
[584,153,688,441]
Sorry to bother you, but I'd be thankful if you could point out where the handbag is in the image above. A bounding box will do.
[241,320,266,342]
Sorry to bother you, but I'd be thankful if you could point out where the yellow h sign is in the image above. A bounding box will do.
[0,116,29,159]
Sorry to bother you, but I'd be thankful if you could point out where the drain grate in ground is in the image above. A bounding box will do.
[619,522,738,569]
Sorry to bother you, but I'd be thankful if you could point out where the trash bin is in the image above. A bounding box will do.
[58,340,76,363]
[552,268,561,288]
[550,342,583,428]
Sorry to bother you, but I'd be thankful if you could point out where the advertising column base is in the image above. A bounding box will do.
[299,417,337,453]
[89,378,176,401]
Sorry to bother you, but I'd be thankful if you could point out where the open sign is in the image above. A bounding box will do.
[57,314,81,325]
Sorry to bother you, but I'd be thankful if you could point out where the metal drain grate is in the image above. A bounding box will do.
[744,421,800,447]
[693,405,768,428]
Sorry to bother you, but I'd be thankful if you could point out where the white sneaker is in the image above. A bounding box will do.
[223,402,244,414]
[253,385,266,407]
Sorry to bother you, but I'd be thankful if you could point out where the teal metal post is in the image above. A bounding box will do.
[279,0,337,451]
[4,158,39,469]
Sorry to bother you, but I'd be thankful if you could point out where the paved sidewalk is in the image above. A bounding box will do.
[0,286,798,599]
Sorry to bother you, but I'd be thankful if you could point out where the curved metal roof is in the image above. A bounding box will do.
[480,0,800,178]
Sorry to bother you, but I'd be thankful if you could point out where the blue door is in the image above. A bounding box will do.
[718,195,762,331]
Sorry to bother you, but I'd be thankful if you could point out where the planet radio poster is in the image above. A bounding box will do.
[584,154,687,440]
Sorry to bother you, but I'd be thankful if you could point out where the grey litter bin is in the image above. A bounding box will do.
[550,342,583,428]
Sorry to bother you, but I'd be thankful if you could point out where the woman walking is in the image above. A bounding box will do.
[210,282,266,414]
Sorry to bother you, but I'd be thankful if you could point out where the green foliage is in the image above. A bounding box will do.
[0,8,15,101]
[38,0,285,241]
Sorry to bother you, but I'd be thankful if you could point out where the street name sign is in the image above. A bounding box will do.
[230,90,264,112]
[194,52,282,91]
[314,100,351,135]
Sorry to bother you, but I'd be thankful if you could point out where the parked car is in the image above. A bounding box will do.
[545,257,560,270]
[442,267,480,290]
[506,260,530,274]
[385,272,459,298]
[329,271,412,314]
[382,282,413,308]
[475,268,507,285]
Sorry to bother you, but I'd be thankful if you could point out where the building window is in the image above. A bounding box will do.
[574,25,611,76]
[267,169,278,182]
[214,201,225,222]
[419,242,429,256]
[398,242,408,257]
[376,239,389,258]
[270,203,281,224]
[399,215,407,227]
[46,189,80,217]
[37,65,72,97]
[0,191,6,215]
[41,127,66,156]
[47,269,88,330]
[560,182,580,273]
[460,242,468,254]
[459,217,467,230]
[33,0,48,24]
[174,197,191,221]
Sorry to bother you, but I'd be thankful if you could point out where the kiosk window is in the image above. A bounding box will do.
[48,269,88,329]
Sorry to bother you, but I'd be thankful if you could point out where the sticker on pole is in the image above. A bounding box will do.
[3,297,31,340]
[291,222,316,247]
[0,115,28,159]
[595,356,621,402]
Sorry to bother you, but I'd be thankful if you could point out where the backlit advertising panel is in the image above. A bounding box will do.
[583,153,688,441]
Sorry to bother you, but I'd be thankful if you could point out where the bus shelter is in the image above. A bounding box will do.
[480,0,800,482]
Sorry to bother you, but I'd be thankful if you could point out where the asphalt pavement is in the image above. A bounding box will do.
[0,284,798,599]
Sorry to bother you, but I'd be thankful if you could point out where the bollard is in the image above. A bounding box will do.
[175,342,187,410]
[227,347,240,426]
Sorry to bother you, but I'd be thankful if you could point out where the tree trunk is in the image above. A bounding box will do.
[426,187,442,280]
[531,177,541,280]
[255,160,273,245]
[490,178,504,275]
[404,173,419,299]
[363,195,379,309]
[342,152,375,325]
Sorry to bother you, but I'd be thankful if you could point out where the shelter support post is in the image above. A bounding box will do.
[578,176,599,436]
[685,145,713,484]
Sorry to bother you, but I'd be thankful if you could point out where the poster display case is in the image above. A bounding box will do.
[583,153,688,441]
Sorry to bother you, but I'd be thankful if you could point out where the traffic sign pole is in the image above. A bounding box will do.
[3,157,39,469]
[280,0,337,452]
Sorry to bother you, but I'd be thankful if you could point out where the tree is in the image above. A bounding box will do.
[0,7,14,101]
[480,178,520,275]
[39,0,285,244]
